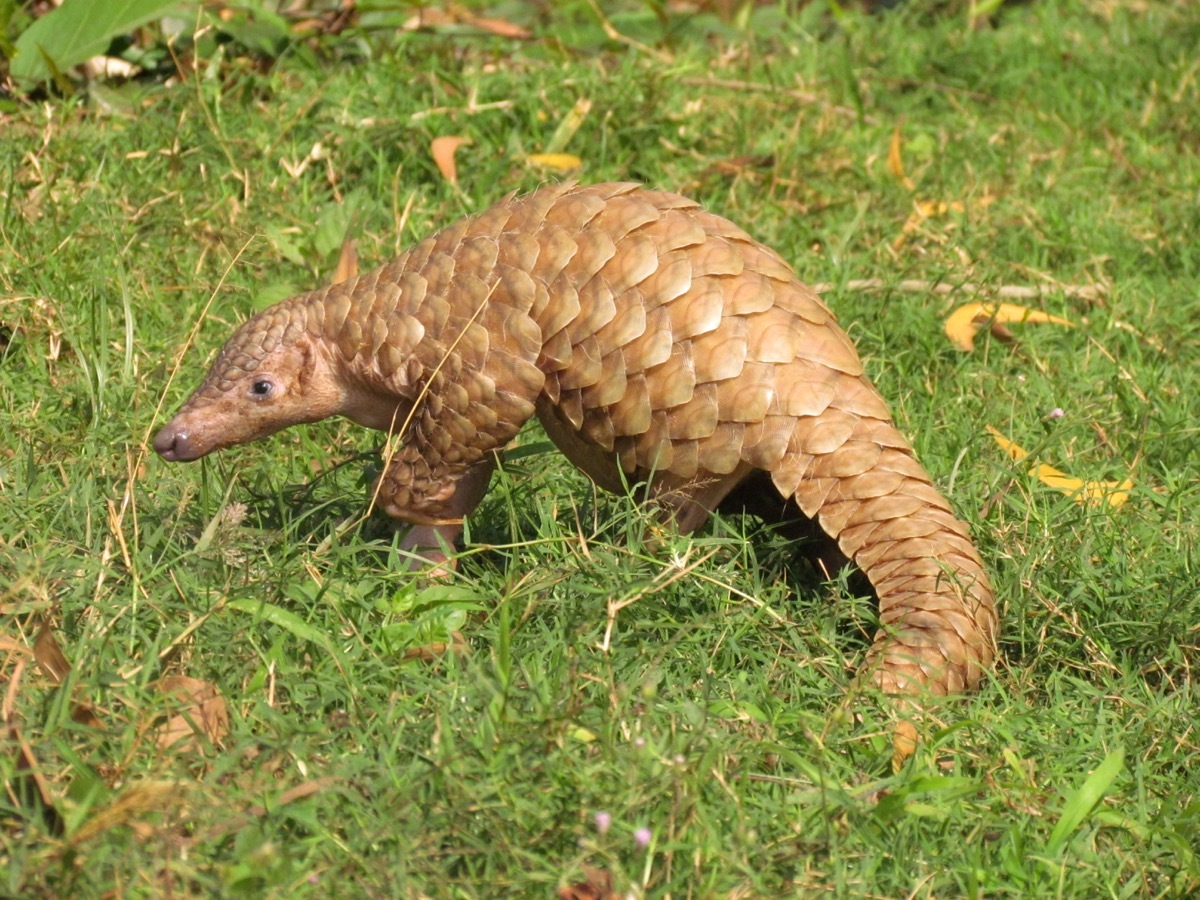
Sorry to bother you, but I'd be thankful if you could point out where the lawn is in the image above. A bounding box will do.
[2,0,1198,896]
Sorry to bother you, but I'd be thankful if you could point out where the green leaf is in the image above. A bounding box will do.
[227,597,343,664]
[11,0,189,85]
[1045,748,1125,856]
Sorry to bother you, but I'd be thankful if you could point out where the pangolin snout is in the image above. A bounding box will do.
[153,423,201,462]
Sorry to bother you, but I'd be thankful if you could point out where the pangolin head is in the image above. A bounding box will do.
[153,299,344,462]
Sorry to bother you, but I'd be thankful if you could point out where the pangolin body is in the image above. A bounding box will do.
[155,181,997,698]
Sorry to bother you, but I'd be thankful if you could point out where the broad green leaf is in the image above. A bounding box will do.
[1045,748,1125,856]
[11,0,189,85]
[227,597,343,664]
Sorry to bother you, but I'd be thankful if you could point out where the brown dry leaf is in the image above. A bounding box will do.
[69,780,189,846]
[458,9,532,39]
[403,7,453,29]
[245,777,340,818]
[153,675,230,751]
[987,426,1134,508]
[558,866,615,900]
[5,656,55,814]
[893,720,919,770]
[431,135,470,186]
[945,302,1075,351]
[17,628,103,729]
[402,631,470,662]
[526,153,584,173]
[402,6,531,38]
[33,622,71,685]
[8,720,60,819]
[333,235,358,285]
[70,701,104,730]
[887,125,916,191]
[0,633,34,659]
[708,153,775,176]
[291,4,356,37]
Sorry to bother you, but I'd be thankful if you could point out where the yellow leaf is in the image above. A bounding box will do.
[568,725,597,743]
[526,152,583,172]
[945,302,1075,351]
[430,135,470,186]
[888,125,916,191]
[986,426,1133,508]
[544,97,592,154]
[893,196,966,249]
[893,720,918,771]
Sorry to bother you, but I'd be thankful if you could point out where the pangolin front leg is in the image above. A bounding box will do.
[154,180,997,705]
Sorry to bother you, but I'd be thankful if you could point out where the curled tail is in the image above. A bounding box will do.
[789,421,996,695]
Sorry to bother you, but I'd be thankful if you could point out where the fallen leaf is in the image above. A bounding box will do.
[987,426,1133,508]
[526,152,583,173]
[403,7,454,30]
[558,866,614,900]
[290,4,356,37]
[708,153,775,176]
[431,135,470,186]
[245,777,340,818]
[544,97,592,153]
[893,720,918,770]
[8,719,63,832]
[33,622,71,685]
[70,701,104,729]
[70,780,188,845]
[402,7,531,39]
[0,634,34,658]
[19,627,103,729]
[332,235,358,285]
[945,302,1076,351]
[568,724,597,743]
[401,631,470,662]
[153,675,230,751]
[461,12,531,40]
[891,196,969,250]
[888,125,916,191]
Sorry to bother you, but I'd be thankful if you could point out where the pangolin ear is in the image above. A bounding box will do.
[295,334,317,389]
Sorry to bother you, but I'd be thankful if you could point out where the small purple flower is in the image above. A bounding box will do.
[634,826,652,848]
[634,737,646,749]
[1048,407,1065,420]
[594,811,612,834]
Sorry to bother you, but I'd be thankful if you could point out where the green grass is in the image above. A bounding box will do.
[2,0,1199,895]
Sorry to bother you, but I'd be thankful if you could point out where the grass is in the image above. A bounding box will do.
[2,0,1199,895]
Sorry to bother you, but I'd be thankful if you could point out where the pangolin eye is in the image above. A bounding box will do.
[250,379,274,398]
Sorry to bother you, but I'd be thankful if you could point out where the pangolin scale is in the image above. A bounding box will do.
[155,181,997,699]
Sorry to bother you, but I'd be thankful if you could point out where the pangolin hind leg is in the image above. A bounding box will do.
[376,453,498,573]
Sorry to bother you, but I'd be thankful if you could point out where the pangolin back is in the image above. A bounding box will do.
[157,181,997,699]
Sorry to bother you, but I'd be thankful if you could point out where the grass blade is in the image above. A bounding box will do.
[1045,748,1125,856]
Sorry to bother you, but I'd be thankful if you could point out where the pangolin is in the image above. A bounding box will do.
[154,181,996,700]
